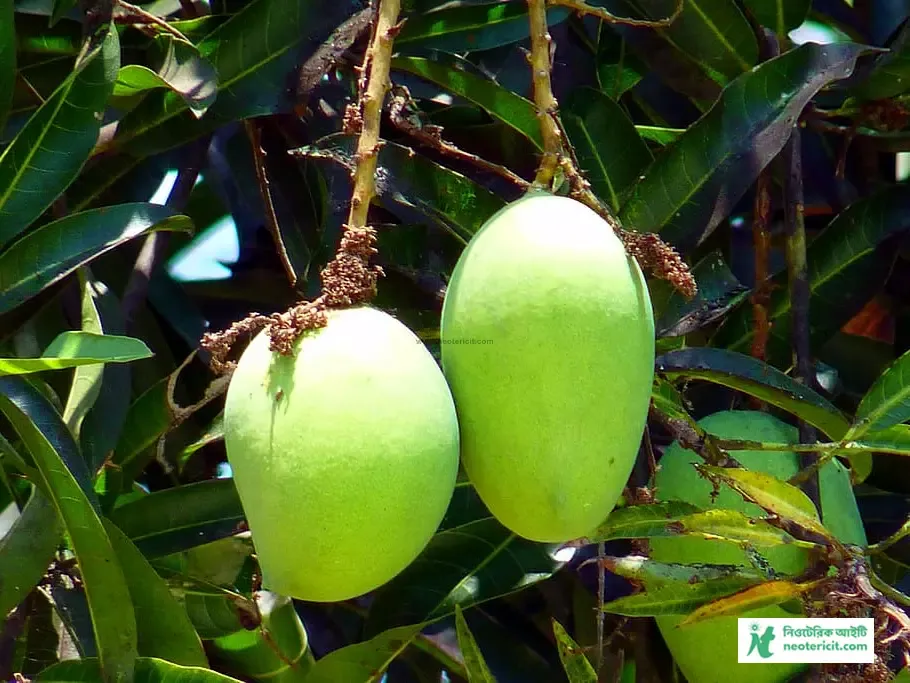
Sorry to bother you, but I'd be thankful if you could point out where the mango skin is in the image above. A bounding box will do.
[223,306,460,602]
[652,410,866,683]
[440,193,655,542]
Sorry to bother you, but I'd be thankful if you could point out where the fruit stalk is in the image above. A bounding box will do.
[526,0,562,187]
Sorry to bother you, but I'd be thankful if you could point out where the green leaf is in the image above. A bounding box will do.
[301,134,507,243]
[390,55,543,149]
[619,42,868,252]
[0,0,15,134]
[0,486,62,617]
[113,37,218,118]
[0,28,120,247]
[714,183,910,358]
[62,271,106,437]
[102,520,208,668]
[602,576,761,617]
[852,347,910,438]
[742,0,810,36]
[396,2,569,52]
[552,620,596,683]
[657,347,850,439]
[106,0,353,155]
[454,605,496,683]
[562,86,653,212]
[364,483,566,636]
[599,555,767,585]
[107,479,244,558]
[0,332,152,376]
[585,501,702,543]
[37,656,244,682]
[0,203,193,317]
[301,625,422,683]
[850,21,910,101]
[0,376,137,683]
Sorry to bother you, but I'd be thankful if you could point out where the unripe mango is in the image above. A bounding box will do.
[652,410,866,683]
[223,306,460,602]
[440,193,655,542]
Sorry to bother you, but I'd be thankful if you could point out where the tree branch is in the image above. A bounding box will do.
[527,0,563,187]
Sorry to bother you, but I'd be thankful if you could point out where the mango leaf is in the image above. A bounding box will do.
[597,555,766,585]
[0,0,14,133]
[850,21,910,102]
[61,271,106,438]
[454,605,495,683]
[37,656,244,682]
[601,576,761,617]
[850,347,910,438]
[0,332,152,376]
[103,520,208,668]
[300,134,506,243]
[696,465,832,540]
[364,483,567,636]
[562,86,652,212]
[656,347,850,439]
[106,0,355,155]
[301,625,422,683]
[0,486,61,617]
[0,28,119,247]
[552,620,596,683]
[112,37,218,118]
[584,501,701,543]
[650,377,689,421]
[742,0,810,36]
[678,578,820,626]
[636,126,684,145]
[714,183,910,358]
[0,376,137,683]
[0,203,193,317]
[107,479,245,558]
[674,509,810,549]
[619,42,868,252]
[396,2,570,53]
[390,55,543,149]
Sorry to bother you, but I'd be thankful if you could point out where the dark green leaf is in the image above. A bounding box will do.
[37,656,244,682]
[365,484,566,636]
[657,347,850,439]
[454,605,496,683]
[619,42,868,252]
[0,0,14,133]
[390,55,543,149]
[584,501,701,543]
[300,134,507,242]
[0,203,193,317]
[602,576,761,616]
[0,486,61,617]
[552,620,596,683]
[61,271,106,437]
[396,2,569,52]
[0,28,120,246]
[50,0,78,26]
[850,21,910,101]
[113,37,218,118]
[13,14,81,55]
[742,0,810,36]
[301,625,422,683]
[108,479,244,558]
[102,520,208,667]
[562,86,652,212]
[0,376,137,683]
[714,183,910,358]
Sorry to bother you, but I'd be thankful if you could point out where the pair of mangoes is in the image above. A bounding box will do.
[222,193,655,602]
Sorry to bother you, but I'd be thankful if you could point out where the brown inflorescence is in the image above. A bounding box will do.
[618,229,697,299]
[321,226,383,307]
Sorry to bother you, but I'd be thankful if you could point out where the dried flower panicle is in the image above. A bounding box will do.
[619,228,697,299]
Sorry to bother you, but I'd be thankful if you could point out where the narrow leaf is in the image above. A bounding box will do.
[657,347,850,439]
[584,501,702,543]
[851,347,910,438]
[0,376,137,683]
[0,203,192,317]
[454,605,496,683]
[0,332,152,376]
[742,0,810,37]
[37,656,243,682]
[0,0,14,133]
[0,28,120,246]
[301,625,422,683]
[552,620,596,683]
[602,577,760,617]
[619,42,868,252]
[597,555,766,585]
[62,272,107,436]
[678,578,820,626]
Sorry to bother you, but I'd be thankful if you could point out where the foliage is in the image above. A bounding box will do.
[4,0,910,682]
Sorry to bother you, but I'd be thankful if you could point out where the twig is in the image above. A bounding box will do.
[112,0,194,45]
[549,0,682,28]
[595,540,605,674]
[750,169,773,366]
[245,119,298,287]
[122,139,208,333]
[388,84,531,190]
[782,127,821,510]
[527,0,563,187]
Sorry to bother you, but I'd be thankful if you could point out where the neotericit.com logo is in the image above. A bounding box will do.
[738,618,874,664]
